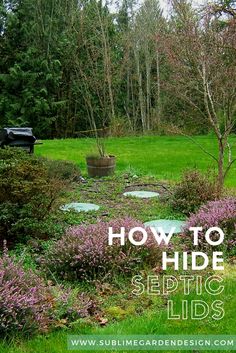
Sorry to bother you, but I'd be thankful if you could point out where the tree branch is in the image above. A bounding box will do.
[168,124,219,163]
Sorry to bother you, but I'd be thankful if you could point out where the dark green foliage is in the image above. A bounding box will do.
[45,159,81,182]
[0,0,76,137]
[170,169,218,215]
[0,148,66,244]
[0,0,205,138]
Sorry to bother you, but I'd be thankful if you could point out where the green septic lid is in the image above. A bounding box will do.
[60,202,100,212]
[123,191,159,198]
[144,219,185,234]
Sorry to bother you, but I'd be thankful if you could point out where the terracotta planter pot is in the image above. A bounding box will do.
[86,155,116,177]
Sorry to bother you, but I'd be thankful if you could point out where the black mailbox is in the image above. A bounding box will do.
[0,128,37,153]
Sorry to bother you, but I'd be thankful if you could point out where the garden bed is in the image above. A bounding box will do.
[1,154,236,352]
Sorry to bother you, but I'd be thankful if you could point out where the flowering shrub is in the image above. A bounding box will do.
[170,169,217,215]
[0,251,53,337]
[42,218,165,281]
[183,198,236,254]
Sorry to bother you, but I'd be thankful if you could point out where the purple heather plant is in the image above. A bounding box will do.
[42,218,165,281]
[183,198,236,254]
[0,251,54,337]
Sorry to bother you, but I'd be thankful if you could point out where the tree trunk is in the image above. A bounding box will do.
[156,49,161,131]
[96,3,115,121]
[134,49,145,131]
[217,138,224,196]
[145,44,151,130]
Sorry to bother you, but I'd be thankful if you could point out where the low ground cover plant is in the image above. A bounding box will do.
[183,198,236,254]
[170,169,218,215]
[45,158,81,182]
[0,250,53,337]
[52,287,100,325]
[42,218,166,281]
[0,248,101,338]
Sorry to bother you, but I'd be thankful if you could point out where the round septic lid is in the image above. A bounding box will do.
[123,191,159,198]
[60,202,100,212]
[144,219,185,234]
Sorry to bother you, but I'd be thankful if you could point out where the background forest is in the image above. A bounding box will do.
[0,0,236,139]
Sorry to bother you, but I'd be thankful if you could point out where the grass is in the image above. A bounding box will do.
[35,135,236,187]
[58,174,184,228]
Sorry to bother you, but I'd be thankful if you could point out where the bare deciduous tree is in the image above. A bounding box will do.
[162,0,236,193]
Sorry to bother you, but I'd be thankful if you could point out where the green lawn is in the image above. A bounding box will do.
[35,135,236,187]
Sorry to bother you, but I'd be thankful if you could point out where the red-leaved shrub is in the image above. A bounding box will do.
[42,218,166,281]
[170,169,217,215]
